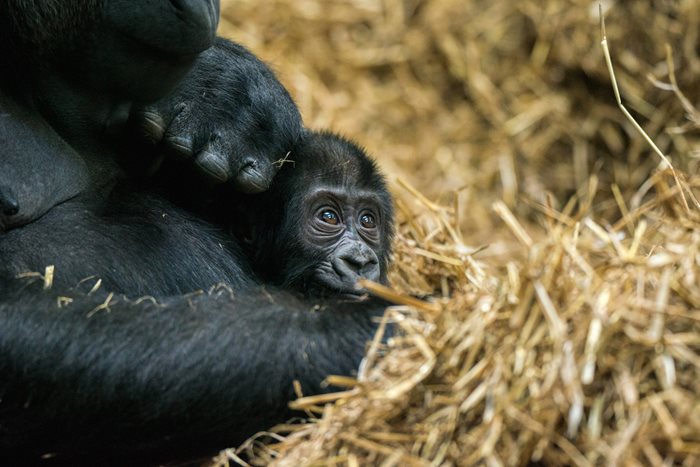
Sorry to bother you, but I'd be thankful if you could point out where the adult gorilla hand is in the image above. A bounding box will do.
[127,38,303,193]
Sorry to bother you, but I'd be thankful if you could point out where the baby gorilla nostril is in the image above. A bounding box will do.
[340,256,363,273]
[337,254,379,281]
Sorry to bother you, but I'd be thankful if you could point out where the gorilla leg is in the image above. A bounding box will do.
[0,1,220,183]
[0,0,219,103]
[0,277,385,465]
[0,0,220,232]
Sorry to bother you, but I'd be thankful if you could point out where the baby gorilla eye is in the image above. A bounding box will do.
[319,209,340,225]
[360,213,376,229]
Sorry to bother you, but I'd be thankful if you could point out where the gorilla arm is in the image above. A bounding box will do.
[0,280,383,463]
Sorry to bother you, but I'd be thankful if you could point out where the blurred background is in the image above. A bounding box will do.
[218,0,700,248]
[214,3,700,464]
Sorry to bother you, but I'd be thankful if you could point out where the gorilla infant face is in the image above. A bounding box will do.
[239,130,394,297]
[300,186,384,295]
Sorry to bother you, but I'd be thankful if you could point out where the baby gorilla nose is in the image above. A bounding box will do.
[334,250,380,284]
[234,157,275,194]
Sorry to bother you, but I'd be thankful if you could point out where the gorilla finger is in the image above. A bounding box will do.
[234,156,275,194]
[161,103,201,160]
[162,134,195,160]
[195,136,276,191]
[129,109,166,145]
[194,140,232,183]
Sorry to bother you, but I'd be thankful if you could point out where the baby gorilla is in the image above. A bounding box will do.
[234,130,394,297]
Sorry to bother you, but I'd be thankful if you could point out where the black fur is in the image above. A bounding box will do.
[0,165,392,465]
[124,38,303,192]
[0,2,391,465]
[0,131,395,300]
[0,188,255,296]
[0,276,386,465]
[0,1,302,232]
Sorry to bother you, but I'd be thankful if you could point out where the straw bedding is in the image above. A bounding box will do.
[213,0,700,465]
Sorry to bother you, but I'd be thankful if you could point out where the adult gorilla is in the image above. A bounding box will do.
[0,1,389,465]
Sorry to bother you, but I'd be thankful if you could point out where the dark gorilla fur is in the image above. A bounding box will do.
[0,130,394,466]
[0,278,386,465]
[0,188,257,296]
[0,131,393,299]
[0,0,302,232]
[0,1,393,465]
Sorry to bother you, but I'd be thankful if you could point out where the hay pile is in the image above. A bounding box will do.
[215,0,700,465]
[220,174,700,466]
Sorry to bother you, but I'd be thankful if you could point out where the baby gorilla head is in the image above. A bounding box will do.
[239,130,394,297]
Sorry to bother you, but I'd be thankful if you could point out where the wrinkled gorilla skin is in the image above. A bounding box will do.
[0,1,387,465]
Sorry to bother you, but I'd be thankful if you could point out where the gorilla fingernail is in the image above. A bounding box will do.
[164,135,195,159]
[140,112,166,143]
[195,150,230,182]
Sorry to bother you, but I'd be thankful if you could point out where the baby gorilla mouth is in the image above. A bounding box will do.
[310,254,380,296]
[312,270,366,296]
